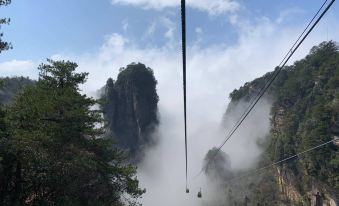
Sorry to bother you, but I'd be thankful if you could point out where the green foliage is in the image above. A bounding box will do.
[270,42,339,191]
[0,0,11,6]
[249,169,280,206]
[203,147,232,180]
[0,59,143,206]
[228,41,339,204]
[0,77,35,105]
[0,0,12,53]
[229,67,288,103]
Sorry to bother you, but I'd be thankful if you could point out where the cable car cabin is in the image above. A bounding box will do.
[186,188,189,193]
[197,190,202,198]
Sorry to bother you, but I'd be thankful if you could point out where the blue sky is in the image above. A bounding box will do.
[1,0,338,107]
[0,0,338,96]
[1,0,338,63]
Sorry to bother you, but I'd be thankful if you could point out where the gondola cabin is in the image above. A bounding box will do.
[197,189,202,198]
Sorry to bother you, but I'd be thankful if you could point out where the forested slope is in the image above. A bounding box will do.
[222,41,339,205]
[0,60,144,206]
[0,77,35,105]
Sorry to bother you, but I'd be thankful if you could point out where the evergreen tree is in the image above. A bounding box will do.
[0,0,12,53]
[1,59,143,206]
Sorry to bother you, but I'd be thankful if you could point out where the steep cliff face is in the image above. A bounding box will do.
[101,63,159,159]
[224,41,339,205]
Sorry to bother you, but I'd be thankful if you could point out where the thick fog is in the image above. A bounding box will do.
[137,63,273,205]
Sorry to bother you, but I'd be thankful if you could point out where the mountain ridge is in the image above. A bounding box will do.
[220,41,339,205]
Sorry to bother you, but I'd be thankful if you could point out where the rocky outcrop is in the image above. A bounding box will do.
[223,41,339,205]
[276,168,304,204]
[307,183,338,206]
[276,167,338,206]
[101,63,159,159]
[333,136,339,147]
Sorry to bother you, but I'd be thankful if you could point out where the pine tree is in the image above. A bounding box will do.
[2,59,143,206]
[0,0,12,53]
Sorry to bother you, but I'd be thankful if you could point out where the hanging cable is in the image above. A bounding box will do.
[220,0,329,145]
[225,139,335,183]
[193,0,335,179]
[181,0,189,192]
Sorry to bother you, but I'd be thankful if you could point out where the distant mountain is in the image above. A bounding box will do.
[0,77,35,105]
[101,63,159,160]
[219,41,339,205]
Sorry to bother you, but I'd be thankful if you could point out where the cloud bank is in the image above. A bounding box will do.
[0,60,36,77]
[111,0,240,15]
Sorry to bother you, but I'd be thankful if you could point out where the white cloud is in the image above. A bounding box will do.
[102,33,128,54]
[145,21,157,37]
[276,7,305,24]
[0,60,37,78]
[194,27,203,45]
[143,16,177,46]
[160,17,176,43]
[111,0,240,15]
[195,27,203,34]
[122,19,129,31]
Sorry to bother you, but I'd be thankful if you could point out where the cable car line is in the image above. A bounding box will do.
[181,0,189,192]
[193,0,335,179]
[224,139,335,183]
[220,0,329,140]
